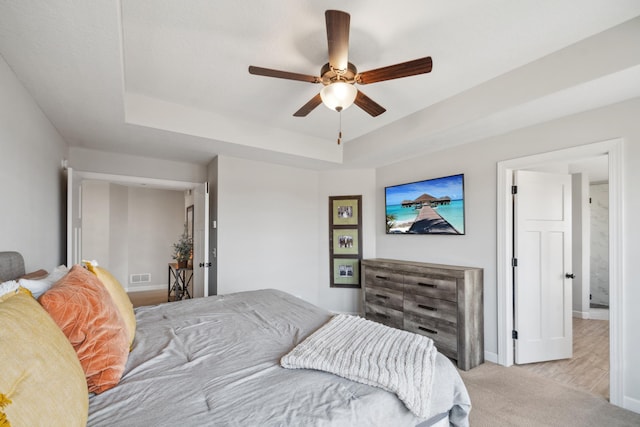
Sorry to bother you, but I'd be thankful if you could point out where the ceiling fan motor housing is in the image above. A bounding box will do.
[320,62,358,85]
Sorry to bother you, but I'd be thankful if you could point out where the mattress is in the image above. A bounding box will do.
[87,289,471,426]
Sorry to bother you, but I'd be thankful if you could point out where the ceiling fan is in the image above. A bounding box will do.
[248,9,433,117]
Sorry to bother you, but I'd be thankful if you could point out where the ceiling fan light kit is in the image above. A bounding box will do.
[320,82,357,112]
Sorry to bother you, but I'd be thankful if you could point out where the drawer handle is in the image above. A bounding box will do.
[418,304,437,311]
[418,326,437,334]
[376,313,390,319]
[375,294,389,299]
[375,275,389,280]
[418,282,437,288]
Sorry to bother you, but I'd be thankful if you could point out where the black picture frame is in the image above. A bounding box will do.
[329,195,362,288]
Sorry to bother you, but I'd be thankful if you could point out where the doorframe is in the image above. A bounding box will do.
[69,170,206,293]
[496,139,623,406]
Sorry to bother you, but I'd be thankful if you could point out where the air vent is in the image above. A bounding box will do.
[130,273,151,284]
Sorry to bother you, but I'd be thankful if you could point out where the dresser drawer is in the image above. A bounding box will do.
[365,303,403,329]
[404,273,457,302]
[404,293,458,324]
[404,313,457,356]
[365,286,403,311]
[364,268,403,292]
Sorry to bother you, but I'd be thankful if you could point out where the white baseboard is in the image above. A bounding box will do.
[126,284,166,292]
[572,309,609,320]
[623,395,640,414]
[484,351,498,364]
[589,309,609,320]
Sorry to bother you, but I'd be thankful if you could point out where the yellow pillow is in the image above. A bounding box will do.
[86,264,136,348]
[0,292,88,426]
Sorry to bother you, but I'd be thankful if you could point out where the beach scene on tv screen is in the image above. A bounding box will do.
[385,174,464,234]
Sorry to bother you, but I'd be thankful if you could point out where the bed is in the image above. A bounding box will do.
[0,251,471,426]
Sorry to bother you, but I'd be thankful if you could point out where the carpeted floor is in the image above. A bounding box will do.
[458,362,640,426]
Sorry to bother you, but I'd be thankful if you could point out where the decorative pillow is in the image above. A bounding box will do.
[0,280,20,302]
[39,265,129,394]
[19,265,68,299]
[86,263,136,349]
[0,292,88,426]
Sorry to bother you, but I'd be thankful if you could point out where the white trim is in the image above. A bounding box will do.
[484,351,498,364]
[572,310,590,319]
[608,141,624,407]
[496,139,624,407]
[589,308,610,321]
[125,284,166,292]
[623,396,640,414]
[74,170,200,191]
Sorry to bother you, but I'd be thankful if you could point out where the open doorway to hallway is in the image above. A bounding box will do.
[496,139,623,406]
[512,154,610,399]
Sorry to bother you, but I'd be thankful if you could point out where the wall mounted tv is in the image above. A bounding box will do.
[385,174,465,235]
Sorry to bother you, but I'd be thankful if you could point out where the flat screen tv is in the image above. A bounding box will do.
[385,174,465,235]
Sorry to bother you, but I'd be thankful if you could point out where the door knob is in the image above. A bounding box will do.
[565,273,575,279]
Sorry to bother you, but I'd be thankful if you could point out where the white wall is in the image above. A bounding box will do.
[81,180,185,290]
[216,156,376,312]
[68,147,206,184]
[109,184,129,288]
[374,96,640,409]
[128,186,185,290]
[216,156,321,304]
[82,181,111,265]
[0,55,67,271]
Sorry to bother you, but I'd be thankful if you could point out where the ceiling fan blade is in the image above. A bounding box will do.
[357,57,433,85]
[354,90,386,117]
[325,10,350,71]
[249,66,320,83]
[293,93,323,117]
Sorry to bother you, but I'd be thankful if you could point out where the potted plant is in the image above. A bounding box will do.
[172,226,192,269]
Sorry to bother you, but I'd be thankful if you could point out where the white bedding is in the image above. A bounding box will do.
[87,289,471,426]
[281,314,437,418]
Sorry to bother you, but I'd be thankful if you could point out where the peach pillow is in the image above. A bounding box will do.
[39,265,129,394]
[86,264,136,349]
[0,292,88,426]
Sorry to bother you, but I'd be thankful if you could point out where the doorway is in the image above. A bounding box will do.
[496,139,623,406]
[66,169,209,298]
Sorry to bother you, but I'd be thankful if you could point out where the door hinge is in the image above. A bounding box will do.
[512,258,518,267]
[512,330,518,340]
[511,185,518,194]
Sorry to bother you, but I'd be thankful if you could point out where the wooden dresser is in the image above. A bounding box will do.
[362,258,484,370]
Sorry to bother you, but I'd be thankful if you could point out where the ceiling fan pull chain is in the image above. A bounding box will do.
[337,111,342,145]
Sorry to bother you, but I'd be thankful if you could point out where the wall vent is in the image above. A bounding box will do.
[130,273,151,284]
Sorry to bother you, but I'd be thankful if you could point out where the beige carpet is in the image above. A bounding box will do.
[459,362,640,426]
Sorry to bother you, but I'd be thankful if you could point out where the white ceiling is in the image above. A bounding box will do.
[1,1,639,170]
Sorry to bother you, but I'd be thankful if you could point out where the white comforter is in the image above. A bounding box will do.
[88,289,470,426]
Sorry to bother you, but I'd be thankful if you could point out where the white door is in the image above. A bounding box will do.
[514,170,573,364]
[66,167,82,266]
[192,182,209,298]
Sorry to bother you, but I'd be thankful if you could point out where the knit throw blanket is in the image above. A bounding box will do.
[281,314,437,418]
